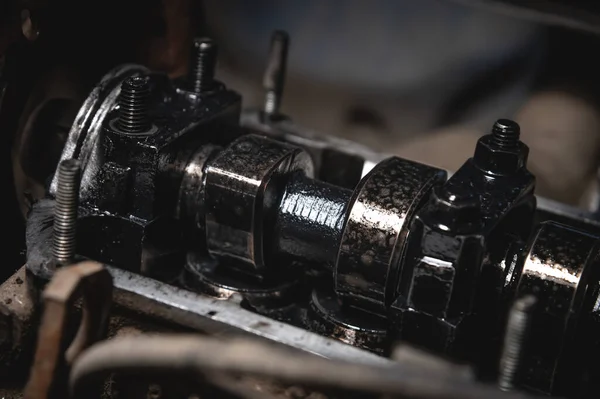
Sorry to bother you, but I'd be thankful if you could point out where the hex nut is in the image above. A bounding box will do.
[473,135,528,175]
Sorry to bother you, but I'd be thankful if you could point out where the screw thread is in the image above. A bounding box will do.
[498,295,536,391]
[53,158,81,265]
[190,38,217,93]
[492,119,520,149]
[263,30,289,115]
[118,76,151,133]
[264,90,279,115]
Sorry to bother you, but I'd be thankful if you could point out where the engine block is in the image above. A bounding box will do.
[20,32,600,399]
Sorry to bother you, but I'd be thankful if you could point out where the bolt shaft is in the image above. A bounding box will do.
[498,295,536,391]
[190,38,217,93]
[263,30,289,115]
[53,159,81,265]
[264,90,279,116]
[118,76,151,133]
[492,119,520,149]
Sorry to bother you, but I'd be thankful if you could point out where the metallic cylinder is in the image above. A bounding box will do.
[263,30,289,116]
[53,158,82,265]
[273,173,351,271]
[190,38,217,93]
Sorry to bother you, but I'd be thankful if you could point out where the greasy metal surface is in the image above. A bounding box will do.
[205,134,314,274]
[391,126,536,360]
[307,286,389,354]
[25,202,388,366]
[24,262,112,399]
[109,266,390,367]
[49,64,149,199]
[473,133,528,177]
[182,252,301,309]
[398,182,485,322]
[515,221,600,393]
[335,156,446,312]
[21,46,600,397]
[274,173,352,271]
[75,70,241,273]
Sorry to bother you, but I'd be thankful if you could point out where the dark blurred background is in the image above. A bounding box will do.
[3,0,600,278]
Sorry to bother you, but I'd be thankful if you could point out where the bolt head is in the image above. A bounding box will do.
[473,135,529,175]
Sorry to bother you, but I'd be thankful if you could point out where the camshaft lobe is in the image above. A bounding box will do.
[53,159,81,265]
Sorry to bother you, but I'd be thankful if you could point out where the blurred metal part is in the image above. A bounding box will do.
[25,207,388,367]
[0,266,36,369]
[514,222,600,393]
[498,295,537,391]
[536,196,600,229]
[262,30,289,117]
[24,261,112,399]
[391,344,474,381]
[449,0,600,36]
[69,334,538,399]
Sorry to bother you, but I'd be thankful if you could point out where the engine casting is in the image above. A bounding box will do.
[21,31,600,399]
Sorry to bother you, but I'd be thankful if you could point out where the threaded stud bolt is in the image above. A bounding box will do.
[263,30,289,116]
[190,38,217,93]
[498,295,536,391]
[53,158,81,265]
[492,119,520,149]
[117,76,151,133]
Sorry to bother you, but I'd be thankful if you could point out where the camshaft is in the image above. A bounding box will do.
[173,118,600,397]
